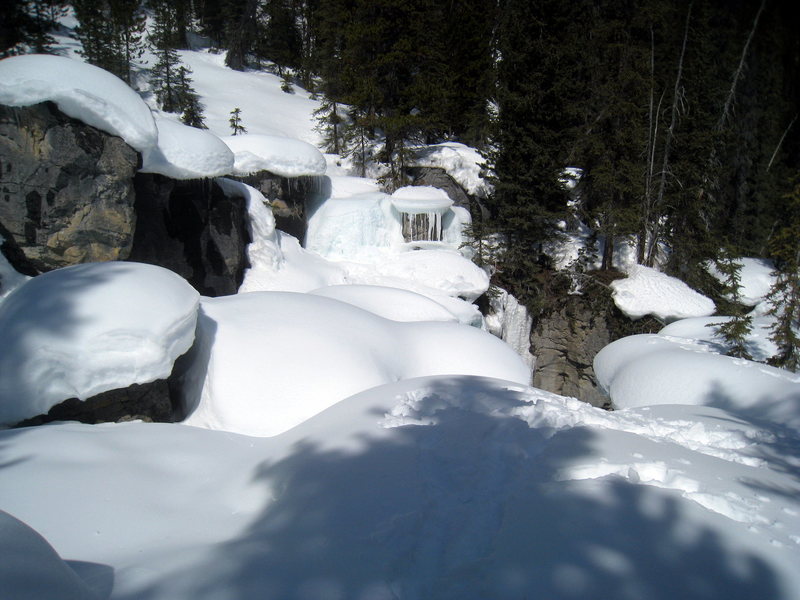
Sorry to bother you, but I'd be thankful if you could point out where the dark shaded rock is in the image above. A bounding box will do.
[16,380,174,427]
[0,102,138,274]
[129,174,250,296]
[238,172,328,241]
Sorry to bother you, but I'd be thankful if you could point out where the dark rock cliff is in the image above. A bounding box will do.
[0,102,138,274]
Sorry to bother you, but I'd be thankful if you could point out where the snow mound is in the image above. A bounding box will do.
[222,133,326,177]
[0,510,105,600]
[310,284,459,322]
[413,142,492,197]
[594,334,800,427]
[0,262,199,425]
[181,292,530,436]
[0,54,157,152]
[390,185,453,214]
[140,118,234,179]
[368,248,490,301]
[611,264,715,321]
[659,315,779,362]
[708,257,776,306]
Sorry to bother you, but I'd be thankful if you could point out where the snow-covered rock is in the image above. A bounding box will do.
[140,118,234,179]
[594,333,800,427]
[309,284,459,322]
[180,292,530,436]
[221,133,326,177]
[611,264,716,322]
[390,185,454,214]
[412,142,492,198]
[0,262,199,425]
[0,54,156,153]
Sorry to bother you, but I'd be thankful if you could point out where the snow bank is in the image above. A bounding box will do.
[707,257,776,306]
[413,142,492,197]
[0,54,157,152]
[0,262,199,425]
[611,264,715,322]
[659,315,779,363]
[140,118,234,179]
[310,284,459,322]
[181,292,529,436]
[2,376,800,599]
[222,133,326,177]
[594,334,800,427]
[0,510,105,600]
[390,185,453,214]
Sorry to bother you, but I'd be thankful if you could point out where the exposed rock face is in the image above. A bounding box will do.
[530,283,661,407]
[531,296,615,407]
[129,174,250,296]
[0,102,138,274]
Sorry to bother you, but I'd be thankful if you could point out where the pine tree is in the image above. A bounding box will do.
[229,107,247,135]
[765,181,800,372]
[149,4,188,113]
[313,98,345,154]
[1,0,62,56]
[709,247,753,359]
[177,66,206,128]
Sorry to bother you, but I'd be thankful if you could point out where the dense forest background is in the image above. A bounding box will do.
[2,0,800,366]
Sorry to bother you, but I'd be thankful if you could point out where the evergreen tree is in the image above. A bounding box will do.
[766,181,800,372]
[710,248,753,359]
[313,98,345,154]
[177,66,206,128]
[260,0,303,75]
[1,0,61,56]
[229,107,247,135]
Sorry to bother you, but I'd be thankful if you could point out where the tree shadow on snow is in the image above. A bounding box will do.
[122,377,786,600]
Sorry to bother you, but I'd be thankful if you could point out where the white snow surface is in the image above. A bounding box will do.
[0,510,105,600]
[611,264,716,322]
[708,257,777,307]
[659,315,779,363]
[309,284,459,322]
[0,262,199,425]
[412,142,492,198]
[390,185,453,214]
[0,54,157,153]
[139,117,234,179]
[221,133,326,177]
[181,292,530,436]
[2,376,800,599]
[594,333,800,427]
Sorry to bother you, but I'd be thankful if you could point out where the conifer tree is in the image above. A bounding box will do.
[710,248,753,359]
[177,66,206,128]
[766,181,800,372]
[229,107,247,135]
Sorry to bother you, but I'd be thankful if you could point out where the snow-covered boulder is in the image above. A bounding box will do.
[309,284,459,322]
[181,292,530,436]
[594,334,800,427]
[0,54,157,153]
[611,264,715,322]
[0,262,200,426]
[222,133,326,177]
[140,118,234,179]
